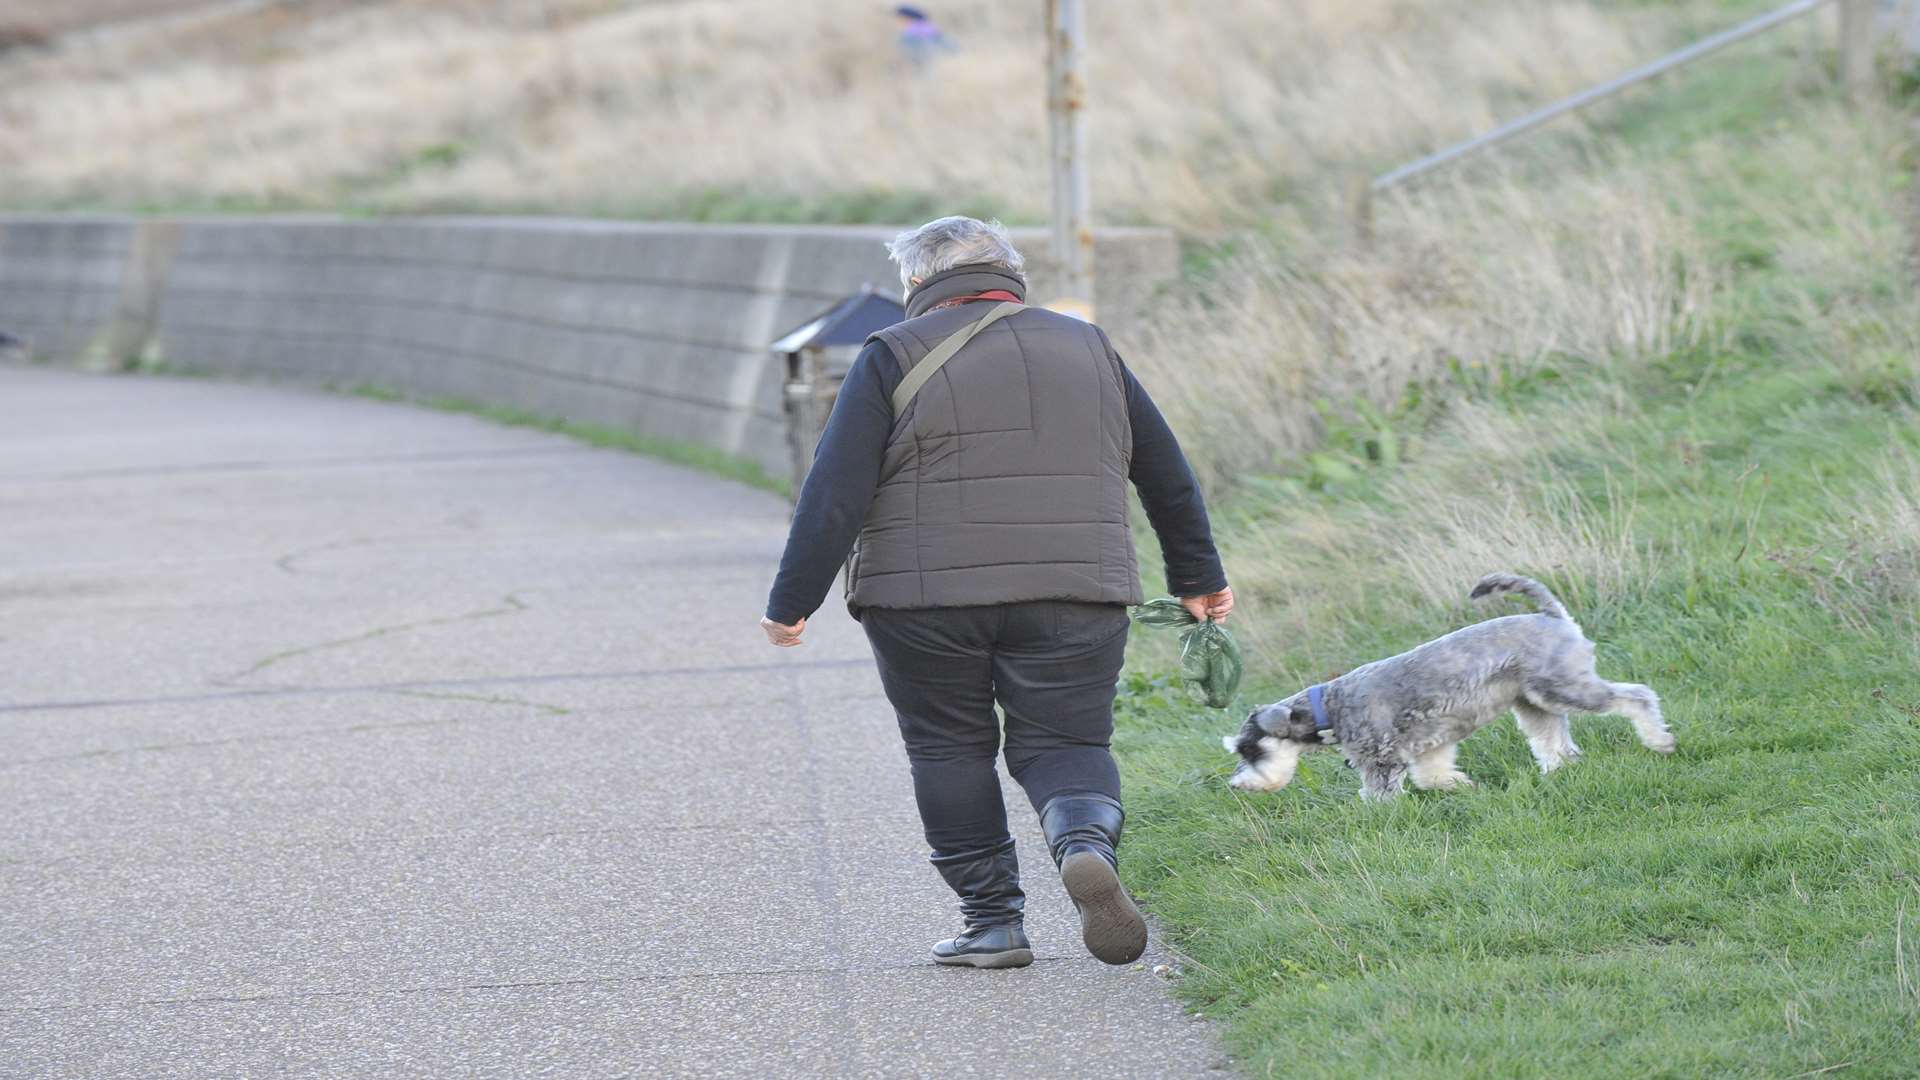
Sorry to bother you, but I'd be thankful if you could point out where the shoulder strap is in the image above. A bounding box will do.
[889,301,1023,417]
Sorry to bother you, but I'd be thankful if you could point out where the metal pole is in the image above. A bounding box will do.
[1046,0,1094,316]
[1374,0,1830,194]
[1838,0,1876,99]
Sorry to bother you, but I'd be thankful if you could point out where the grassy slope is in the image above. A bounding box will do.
[0,0,1699,227]
[1113,67,1920,1080]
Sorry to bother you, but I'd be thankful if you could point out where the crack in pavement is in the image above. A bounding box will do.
[274,536,382,577]
[377,686,572,717]
[221,592,532,683]
[0,957,1075,1015]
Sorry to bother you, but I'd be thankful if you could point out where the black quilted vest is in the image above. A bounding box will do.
[846,264,1140,612]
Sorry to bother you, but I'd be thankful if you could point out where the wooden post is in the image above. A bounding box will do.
[1838,0,1876,100]
[1046,0,1094,318]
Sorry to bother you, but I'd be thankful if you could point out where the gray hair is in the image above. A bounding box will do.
[886,216,1025,290]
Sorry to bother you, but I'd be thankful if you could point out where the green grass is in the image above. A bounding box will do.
[1116,354,1920,1076]
[347,384,789,495]
[1111,64,1920,1080]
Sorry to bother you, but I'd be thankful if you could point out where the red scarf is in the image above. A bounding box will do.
[931,289,1022,311]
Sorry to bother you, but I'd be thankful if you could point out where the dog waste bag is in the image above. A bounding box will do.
[1130,598,1243,709]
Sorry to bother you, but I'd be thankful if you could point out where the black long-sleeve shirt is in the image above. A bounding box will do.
[764,336,1227,624]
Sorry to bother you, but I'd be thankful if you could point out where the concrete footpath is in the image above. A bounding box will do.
[0,368,1228,1078]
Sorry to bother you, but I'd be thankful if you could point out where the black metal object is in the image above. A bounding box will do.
[771,285,905,356]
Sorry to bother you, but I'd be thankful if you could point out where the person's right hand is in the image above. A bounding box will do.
[760,615,807,647]
[1181,586,1233,624]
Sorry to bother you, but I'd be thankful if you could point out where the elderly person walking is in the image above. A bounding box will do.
[759,217,1231,969]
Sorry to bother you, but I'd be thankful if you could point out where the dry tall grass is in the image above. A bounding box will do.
[1129,156,1718,489]
[1127,101,1917,673]
[0,0,1681,223]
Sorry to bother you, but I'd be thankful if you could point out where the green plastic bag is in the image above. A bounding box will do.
[1130,598,1244,708]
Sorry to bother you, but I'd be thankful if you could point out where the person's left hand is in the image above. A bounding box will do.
[760,615,807,647]
[1180,586,1234,624]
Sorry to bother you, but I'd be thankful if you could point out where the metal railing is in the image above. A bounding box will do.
[1355,0,1880,239]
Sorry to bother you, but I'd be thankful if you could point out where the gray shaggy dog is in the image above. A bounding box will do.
[1224,573,1673,798]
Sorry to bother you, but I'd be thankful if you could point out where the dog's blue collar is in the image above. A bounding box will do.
[1307,684,1333,733]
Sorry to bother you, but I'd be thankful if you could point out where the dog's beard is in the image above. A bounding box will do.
[1228,736,1303,791]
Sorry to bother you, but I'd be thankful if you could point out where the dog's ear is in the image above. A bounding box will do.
[1285,700,1317,740]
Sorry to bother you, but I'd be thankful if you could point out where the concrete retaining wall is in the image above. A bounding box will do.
[0,215,1179,477]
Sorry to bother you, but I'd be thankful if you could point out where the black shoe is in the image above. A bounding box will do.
[1039,793,1148,966]
[931,923,1034,969]
[929,842,1033,969]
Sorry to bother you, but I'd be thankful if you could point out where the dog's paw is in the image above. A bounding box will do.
[1643,731,1677,754]
[1419,769,1473,790]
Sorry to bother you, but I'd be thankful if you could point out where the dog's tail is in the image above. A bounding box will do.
[1469,573,1570,620]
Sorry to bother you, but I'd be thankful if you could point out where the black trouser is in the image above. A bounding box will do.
[861,600,1130,862]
